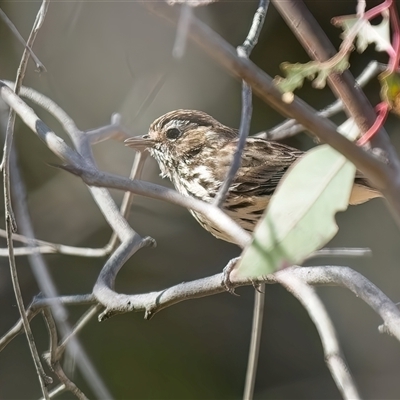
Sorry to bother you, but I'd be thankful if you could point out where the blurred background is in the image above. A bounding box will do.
[0,0,399,398]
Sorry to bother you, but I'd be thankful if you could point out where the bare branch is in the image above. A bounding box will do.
[276,272,361,399]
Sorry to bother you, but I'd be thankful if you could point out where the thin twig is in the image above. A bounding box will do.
[0,244,110,257]
[85,113,131,144]
[107,150,148,252]
[57,305,103,357]
[214,82,252,208]
[0,8,45,71]
[38,384,66,400]
[213,3,269,399]
[0,294,97,353]
[243,283,265,400]
[41,309,89,400]
[5,223,52,389]
[52,362,88,400]
[308,247,372,259]
[0,301,42,351]
[41,308,58,368]
[4,86,111,400]
[214,0,268,208]
[1,2,51,397]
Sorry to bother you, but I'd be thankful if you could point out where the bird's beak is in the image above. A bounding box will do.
[124,134,154,151]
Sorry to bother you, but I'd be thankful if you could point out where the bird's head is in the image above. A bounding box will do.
[125,109,237,178]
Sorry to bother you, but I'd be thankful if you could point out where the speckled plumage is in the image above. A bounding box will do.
[125,110,381,242]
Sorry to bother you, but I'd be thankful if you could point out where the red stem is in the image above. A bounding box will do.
[388,2,400,73]
[357,102,390,145]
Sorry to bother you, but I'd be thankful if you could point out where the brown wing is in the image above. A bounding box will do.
[218,137,303,198]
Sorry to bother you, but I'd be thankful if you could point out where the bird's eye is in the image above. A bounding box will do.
[165,127,181,140]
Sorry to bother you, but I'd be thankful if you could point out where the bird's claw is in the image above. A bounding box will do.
[223,257,240,296]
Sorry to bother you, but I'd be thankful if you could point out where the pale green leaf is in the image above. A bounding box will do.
[275,55,350,94]
[231,145,356,281]
[335,13,392,53]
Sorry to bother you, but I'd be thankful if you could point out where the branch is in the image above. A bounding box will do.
[259,61,384,140]
[1,2,52,397]
[214,0,268,207]
[5,87,112,399]
[4,264,400,351]
[41,309,89,400]
[276,273,360,399]
[0,81,250,249]
[25,264,397,342]
[210,3,270,399]
[272,0,400,225]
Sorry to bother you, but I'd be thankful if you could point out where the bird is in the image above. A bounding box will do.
[125,109,381,243]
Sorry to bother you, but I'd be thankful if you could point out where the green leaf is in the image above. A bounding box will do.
[274,56,350,94]
[231,145,356,281]
[333,12,392,54]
